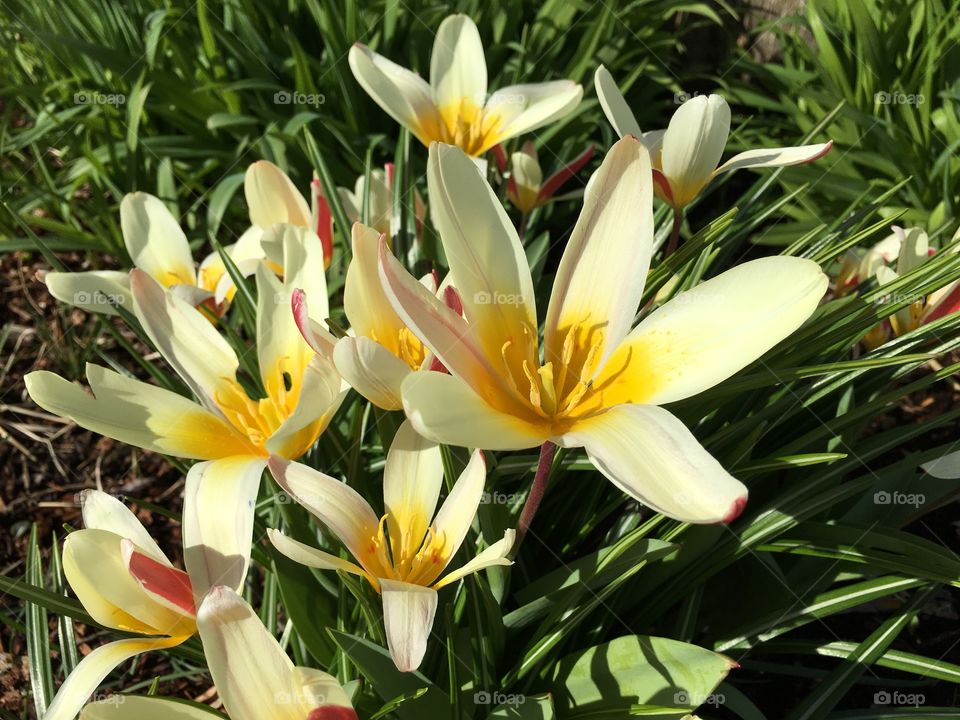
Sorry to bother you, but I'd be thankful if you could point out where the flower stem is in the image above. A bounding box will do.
[516,441,557,548]
[665,207,683,258]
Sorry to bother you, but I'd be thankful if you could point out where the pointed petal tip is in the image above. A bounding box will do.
[719,494,749,524]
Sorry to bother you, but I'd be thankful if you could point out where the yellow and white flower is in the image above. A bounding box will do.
[595,66,832,210]
[43,490,217,720]
[506,141,595,214]
[26,225,345,594]
[268,421,514,672]
[78,586,358,720]
[835,230,904,297]
[349,14,582,157]
[376,138,828,523]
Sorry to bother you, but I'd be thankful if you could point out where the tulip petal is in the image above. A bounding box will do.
[426,142,538,360]
[123,541,195,617]
[333,336,412,411]
[80,695,217,720]
[120,193,196,287]
[400,371,547,451]
[45,637,186,720]
[64,529,193,635]
[594,65,642,138]
[266,354,345,459]
[78,489,168,564]
[544,136,653,370]
[563,404,748,524]
[45,271,132,316]
[197,586,302,720]
[430,14,487,110]
[292,667,356,715]
[433,529,515,590]
[268,457,381,567]
[348,44,441,146]
[922,451,960,479]
[379,579,438,672]
[183,456,265,603]
[428,450,485,576]
[592,257,827,407]
[660,94,730,208]
[344,224,407,343]
[714,140,833,176]
[485,81,583,147]
[267,529,367,579]
[24,365,254,460]
[130,269,240,414]
[244,160,311,229]
[378,238,513,405]
[383,420,444,557]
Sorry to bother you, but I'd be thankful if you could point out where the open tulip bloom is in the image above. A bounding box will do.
[594,66,833,211]
[78,586,357,720]
[376,137,829,524]
[268,421,515,672]
[349,14,582,158]
[44,490,209,720]
[26,225,345,594]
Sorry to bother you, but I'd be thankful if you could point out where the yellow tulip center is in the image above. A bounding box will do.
[362,514,450,589]
[213,360,301,454]
[428,98,504,157]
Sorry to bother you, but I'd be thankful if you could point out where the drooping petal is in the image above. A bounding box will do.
[544,136,653,370]
[130,269,240,414]
[244,160,311,229]
[197,586,302,720]
[63,529,193,635]
[426,449,485,576]
[80,694,218,720]
[660,94,730,208]
[24,365,254,460]
[44,637,186,720]
[79,490,168,564]
[594,65,642,138]
[383,420,444,557]
[379,579,439,672]
[348,43,442,146]
[182,456,265,604]
[485,81,583,149]
[713,140,833,177]
[433,529,515,590]
[426,142,538,359]
[400,371,547,450]
[267,529,368,579]
[430,14,487,111]
[45,271,132,316]
[562,404,748,524]
[591,257,827,407]
[266,354,345,459]
[268,457,381,568]
[120,193,196,287]
[333,336,412,410]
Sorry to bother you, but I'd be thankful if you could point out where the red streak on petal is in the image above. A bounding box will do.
[652,169,674,205]
[491,144,508,174]
[306,707,359,720]
[315,195,333,268]
[443,285,464,317]
[923,283,960,325]
[719,496,749,524]
[385,162,395,190]
[428,355,450,374]
[290,289,320,353]
[801,139,834,164]
[538,145,595,202]
[125,545,195,616]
